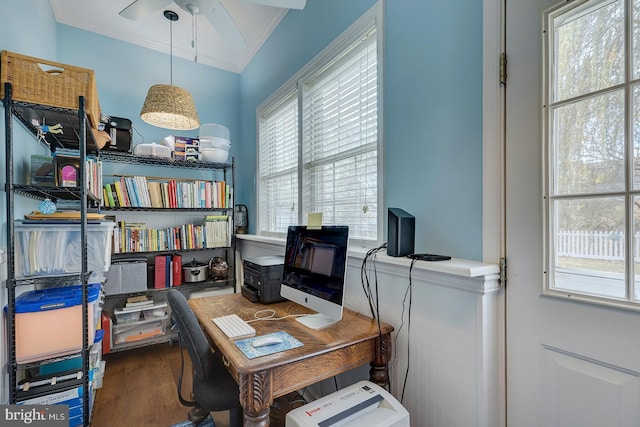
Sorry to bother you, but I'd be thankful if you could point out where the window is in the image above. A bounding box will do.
[257,4,382,243]
[544,0,640,309]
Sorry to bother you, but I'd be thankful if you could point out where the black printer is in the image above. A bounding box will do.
[241,255,285,304]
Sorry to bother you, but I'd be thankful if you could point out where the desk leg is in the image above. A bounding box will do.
[239,370,273,427]
[369,332,392,388]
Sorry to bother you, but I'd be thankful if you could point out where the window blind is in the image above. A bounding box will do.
[301,28,378,241]
[258,91,299,235]
[257,7,380,241]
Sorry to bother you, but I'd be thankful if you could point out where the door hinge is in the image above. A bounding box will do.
[499,257,507,287]
[499,53,507,85]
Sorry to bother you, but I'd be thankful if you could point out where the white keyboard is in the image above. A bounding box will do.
[212,314,256,339]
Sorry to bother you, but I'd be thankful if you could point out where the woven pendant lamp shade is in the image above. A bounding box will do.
[140,84,200,130]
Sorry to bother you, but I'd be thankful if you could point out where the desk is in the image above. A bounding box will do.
[188,293,394,427]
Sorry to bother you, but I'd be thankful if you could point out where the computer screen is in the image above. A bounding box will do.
[280,225,349,330]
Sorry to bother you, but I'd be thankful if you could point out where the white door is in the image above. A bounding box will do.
[506,0,640,426]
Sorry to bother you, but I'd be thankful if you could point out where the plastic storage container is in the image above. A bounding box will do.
[112,316,167,345]
[113,309,140,324]
[14,284,101,363]
[18,385,91,427]
[114,301,166,324]
[133,142,172,159]
[14,221,115,278]
[199,123,230,140]
[93,360,106,389]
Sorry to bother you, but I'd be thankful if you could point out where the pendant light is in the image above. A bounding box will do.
[140,10,200,130]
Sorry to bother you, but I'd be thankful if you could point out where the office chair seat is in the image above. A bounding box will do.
[167,289,242,426]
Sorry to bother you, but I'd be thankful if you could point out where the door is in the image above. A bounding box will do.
[506,0,640,426]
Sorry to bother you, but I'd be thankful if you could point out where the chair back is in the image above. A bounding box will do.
[167,289,212,381]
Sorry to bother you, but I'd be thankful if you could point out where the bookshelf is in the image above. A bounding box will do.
[98,153,236,352]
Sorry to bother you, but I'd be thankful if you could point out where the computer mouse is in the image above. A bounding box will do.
[252,336,284,348]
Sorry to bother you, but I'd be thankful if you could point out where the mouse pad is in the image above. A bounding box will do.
[235,331,303,359]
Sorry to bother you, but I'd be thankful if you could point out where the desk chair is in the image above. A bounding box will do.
[167,289,242,426]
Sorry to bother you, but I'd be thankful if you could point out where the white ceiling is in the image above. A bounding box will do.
[49,0,289,73]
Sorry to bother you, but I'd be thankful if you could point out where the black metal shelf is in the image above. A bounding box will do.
[6,100,99,153]
[102,206,232,213]
[11,183,101,204]
[4,82,93,425]
[112,246,233,257]
[100,151,232,171]
[9,272,93,289]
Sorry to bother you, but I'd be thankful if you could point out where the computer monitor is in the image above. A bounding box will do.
[280,225,349,330]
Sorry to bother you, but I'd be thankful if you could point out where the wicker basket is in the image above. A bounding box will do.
[0,50,101,128]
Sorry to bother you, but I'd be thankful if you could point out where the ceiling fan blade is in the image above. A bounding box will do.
[204,2,246,48]
[241,0,306,9]
[119,0,173,19]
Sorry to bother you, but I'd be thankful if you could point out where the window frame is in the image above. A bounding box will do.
[542,0,640,310]
[256,2,384,246]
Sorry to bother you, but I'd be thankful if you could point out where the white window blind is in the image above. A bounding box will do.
[257,4,381,241]
[258,92,299,236]
[301,28,378,241]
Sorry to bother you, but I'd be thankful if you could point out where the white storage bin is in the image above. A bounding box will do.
[14,221,115,279]
[133,142,172,159]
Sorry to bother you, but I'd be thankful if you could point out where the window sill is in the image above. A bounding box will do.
[236,234,499,279]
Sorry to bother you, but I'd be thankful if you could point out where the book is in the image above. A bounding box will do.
[126,295,149,304]
[165,254,172,288]
[148,181,163,208]
[172,254,182,286]
[104,184,115,207]
[154,255,167,289]
[117,178,130,207]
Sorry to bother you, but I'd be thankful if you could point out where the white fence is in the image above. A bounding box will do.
[557,230,630,260]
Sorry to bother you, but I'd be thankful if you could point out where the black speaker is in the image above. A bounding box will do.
[387,208,415,257]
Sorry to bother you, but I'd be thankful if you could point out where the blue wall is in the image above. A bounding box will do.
[1,0,483,260]
[240,0,483,259]
[0,0,59,229]
[56,25,241,157]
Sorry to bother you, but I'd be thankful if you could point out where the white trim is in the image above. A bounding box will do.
[483,1,506,427]
[483,0,506,265]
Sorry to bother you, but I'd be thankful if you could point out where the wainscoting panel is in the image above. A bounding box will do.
[236,236,501,427]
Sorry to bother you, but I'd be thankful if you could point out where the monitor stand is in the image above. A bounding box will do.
[296,313,341,330]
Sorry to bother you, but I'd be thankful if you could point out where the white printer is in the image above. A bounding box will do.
[285,380,409,427]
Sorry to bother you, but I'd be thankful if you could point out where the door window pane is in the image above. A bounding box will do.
[554,197,626,299]
[553,0,624,102]
[553,90,625,195]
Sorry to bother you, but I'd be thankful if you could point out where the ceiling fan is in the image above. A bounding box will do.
[119,0,306,48]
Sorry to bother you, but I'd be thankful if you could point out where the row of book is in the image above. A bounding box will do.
[102,176,231,209]
[85,157,103,200]
[112,216,232,254]
[153,254,182,288]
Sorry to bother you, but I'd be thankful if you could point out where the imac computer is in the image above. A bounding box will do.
[280,225,349,330]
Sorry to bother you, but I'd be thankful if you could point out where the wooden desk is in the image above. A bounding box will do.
[188,293,394,427]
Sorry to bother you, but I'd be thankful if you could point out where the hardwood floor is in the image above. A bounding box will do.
[91,343,301,427]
